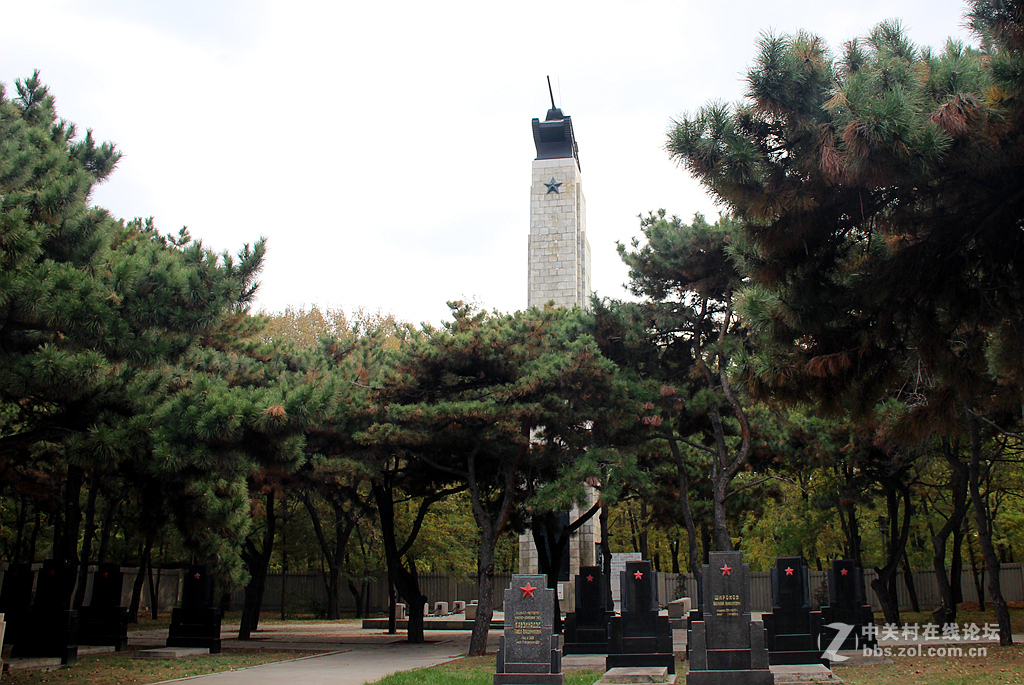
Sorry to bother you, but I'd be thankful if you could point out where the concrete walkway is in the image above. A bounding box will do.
[140,622,500,685]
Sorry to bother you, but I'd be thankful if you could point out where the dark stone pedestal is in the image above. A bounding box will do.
[10,609,79,664]
[762,557,828,666]
[0,562,34,647]
[79,563,129,651]
[166,565,223,653]
[687,552,773,685]
[79,606,129,651]
[820,560,877,652]
[494,574,564,685]
[606,560,674,674]
[10,560,79,664]
[563,566,610,654]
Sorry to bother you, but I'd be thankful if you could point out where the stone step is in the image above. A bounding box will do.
[770,663,844,683]
[2,657,63,673]
[597,666,677,684]
[135,647,211,659]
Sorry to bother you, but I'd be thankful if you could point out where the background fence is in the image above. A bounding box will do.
[2,563,1020,616]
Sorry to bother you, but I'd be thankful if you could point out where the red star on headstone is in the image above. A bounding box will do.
[785,567,794,576]
[586,575,594,582]
[634,570,643,580]
[721,564,732,576]
[840,568,849,576]
[103,572,110,578]
[194,572,201,580]
[520,582,537,598]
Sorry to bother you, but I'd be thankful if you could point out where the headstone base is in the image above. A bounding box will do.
[685,669,774,685]
[606,614,674,674]
[606,653,675,673]
[79,606,129,651]
[494,675,565,685]
[9,609,79,665]
[166,607,223,654]
[597,667,676,684]
[563,613,609,654]
[687,618,773,685]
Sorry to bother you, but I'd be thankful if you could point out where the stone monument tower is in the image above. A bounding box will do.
[527,87,591,309]
[520,84,599,591]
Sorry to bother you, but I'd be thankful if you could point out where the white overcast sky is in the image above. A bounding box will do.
[2,1,975,326]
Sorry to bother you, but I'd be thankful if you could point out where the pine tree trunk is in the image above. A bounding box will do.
[372,482,427,643]
[870,478,911,626]
[239,492,275,640]
[902,552,920,613]
[470,525,497,656]
[74,476,100,609]
[56,465,85,565]
[931,443,969,629]
[967,417,1013,646]
[128,537,153,624]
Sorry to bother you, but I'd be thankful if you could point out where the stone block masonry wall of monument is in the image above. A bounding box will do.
[528,157,591,309]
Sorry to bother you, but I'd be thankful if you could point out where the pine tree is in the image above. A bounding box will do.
[665,3,1024,644]
[362,303,619,655]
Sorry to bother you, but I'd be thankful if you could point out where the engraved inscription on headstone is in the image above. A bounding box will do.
[687,551,773,685]
[495,575,563,685]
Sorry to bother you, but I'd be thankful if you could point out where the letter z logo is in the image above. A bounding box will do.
[822,622,855,662]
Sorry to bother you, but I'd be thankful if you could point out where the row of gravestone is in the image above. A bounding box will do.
[0,561,225,664]
[496,553,877,685]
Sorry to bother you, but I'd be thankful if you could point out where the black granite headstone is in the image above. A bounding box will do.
[820,559,877,651]
[563,566,610,654]
[494,574,563,685]
[79,563,129,650]
[0,563,34,646]
[762,557,827,666]
[606,560,674,673]
[10,559,79,664]
[166,565,223,653]
[687,551,772,685]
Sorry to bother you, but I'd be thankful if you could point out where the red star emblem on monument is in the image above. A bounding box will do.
[840,568,849,576]
[103,572,110,579]
[721,564,732,576]
[785,567,794,576]
[634,570,643,580]
[520,582,537,598]
[194,572,201,580]
[586,575,594,582]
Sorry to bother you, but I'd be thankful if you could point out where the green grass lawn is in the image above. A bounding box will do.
[368,647,1024,685]
[1,648,327,685]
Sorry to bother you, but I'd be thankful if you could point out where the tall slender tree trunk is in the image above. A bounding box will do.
[128,537,153,623]
[74,475,100,609]
[372,481,428,643]
[668,438,700,574]
[932,442,969,629]
[870,478,911,626]
[55,465,85,565]
[902,551,920,613]
[239,491,275,640]
[967,415,1013,646]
